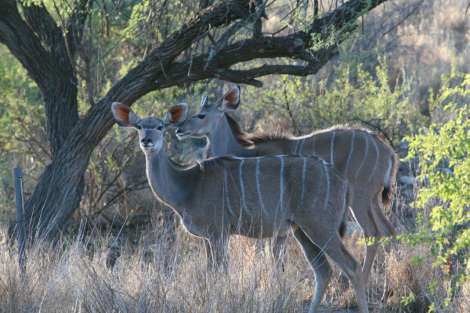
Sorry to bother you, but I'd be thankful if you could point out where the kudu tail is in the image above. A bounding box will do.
[338,220,347,238]
[370,203,396,237]
[382,152,399,210]
[368,132,399,237]
[375,152,399,237]
[368,130,399,211]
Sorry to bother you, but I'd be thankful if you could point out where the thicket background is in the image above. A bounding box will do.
[0,0,468,312]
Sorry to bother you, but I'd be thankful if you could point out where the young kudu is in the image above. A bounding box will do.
[171,86,399,283]
[111,102,370,313]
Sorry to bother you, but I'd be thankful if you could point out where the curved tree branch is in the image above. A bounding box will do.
[64,0,387,165]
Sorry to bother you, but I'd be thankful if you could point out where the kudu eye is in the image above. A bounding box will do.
[195,113,206,119]
[157,125,163,131]
[135,124,142,130]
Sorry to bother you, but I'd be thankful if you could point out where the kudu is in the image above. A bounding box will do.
[171,85,398,283]
[111,102,370,313]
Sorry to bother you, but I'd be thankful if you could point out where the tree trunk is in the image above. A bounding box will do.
[43,77,80,158]
[24,142,90,241]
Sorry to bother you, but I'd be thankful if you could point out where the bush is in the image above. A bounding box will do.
[406,70,470,308]
[243,59,427,144]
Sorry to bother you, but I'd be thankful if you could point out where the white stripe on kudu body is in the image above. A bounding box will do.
[322,161,331,212]
[369,137,380,183]
[345,131,356,177]
[355,132,369,180]
[300,157,307,208]
[255,158,266,214]
[294,139,301,155]
[239,159,247,210]
[223,168,235,218]
[278,156,285,211]
[112,102,373,313]
[330,131,336,164]
[173,92,398,289]
[238,159,247,232]
[298,138,305,156]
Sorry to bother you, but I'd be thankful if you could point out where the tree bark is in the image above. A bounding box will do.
[0,0,388,242]
[0,1,79,157]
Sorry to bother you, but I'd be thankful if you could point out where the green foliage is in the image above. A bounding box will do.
[245,59,426,143]
[406,70,470,304]
[121,0,197,49]
[0,50,45,156]
[0,48,46,218]
[21,0,75,22]
[400,291,416,307]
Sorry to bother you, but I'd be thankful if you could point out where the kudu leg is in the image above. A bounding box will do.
[292,228,332,313]
[272,234,288,267]
[351,196,381,284]
[362,241,379,284]
[297,225,369,313]
[253,234,287,270]
[362,192,397,283]
[362,203,381,284]
[205,237,229,271]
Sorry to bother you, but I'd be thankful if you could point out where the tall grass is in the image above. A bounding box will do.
[1,222,468,313]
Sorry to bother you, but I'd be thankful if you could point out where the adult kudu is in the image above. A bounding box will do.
[111,102,370,313]
[170,85,399,283]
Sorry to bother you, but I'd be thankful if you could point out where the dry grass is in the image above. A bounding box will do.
[1,223,468,313]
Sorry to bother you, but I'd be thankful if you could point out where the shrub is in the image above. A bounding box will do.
[406,70,470,308]
[243,59,427,144]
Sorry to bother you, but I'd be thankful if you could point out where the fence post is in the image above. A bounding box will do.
[13,166,26,274]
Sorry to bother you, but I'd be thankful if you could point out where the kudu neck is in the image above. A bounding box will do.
[209,114,250,157]
[145,150,199,209]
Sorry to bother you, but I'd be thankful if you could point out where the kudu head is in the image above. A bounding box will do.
[172,85,241,138]
[111,102,167,155]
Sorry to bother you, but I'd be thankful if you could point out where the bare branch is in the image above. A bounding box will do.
[204,18,250,70]
[56,0,387,152]
[147,36,338,89]
[251,0,268,38]
[308,0,386,34]
[105,0,387,94]
[218,60,333,80]
[381,1,422,37]
[213,69,263,87]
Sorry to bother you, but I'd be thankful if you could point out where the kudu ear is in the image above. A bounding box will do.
[111,102,140,127]
[164,103,188,125]
[218,85,240,111]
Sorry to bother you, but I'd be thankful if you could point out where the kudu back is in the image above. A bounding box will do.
[111,102,370,313]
